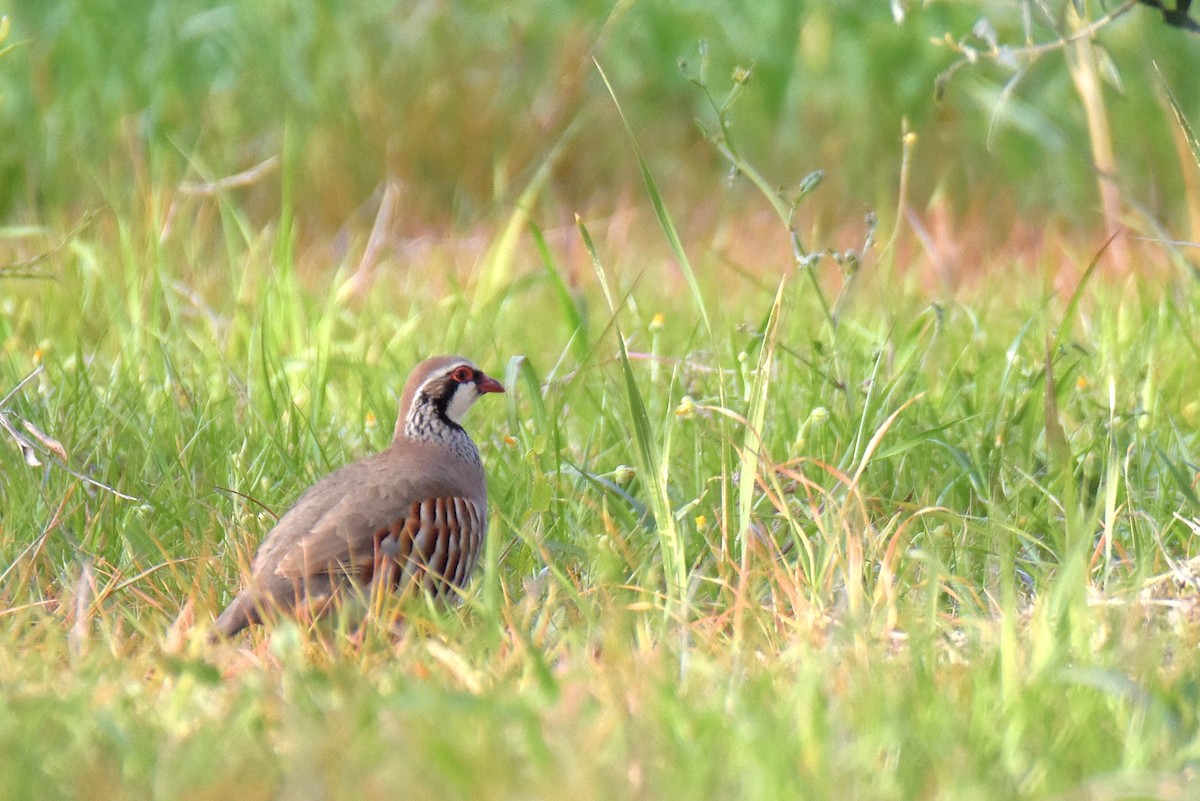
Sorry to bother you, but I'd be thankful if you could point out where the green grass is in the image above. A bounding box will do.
[4,168,1200,797]
[5,1,1200,798]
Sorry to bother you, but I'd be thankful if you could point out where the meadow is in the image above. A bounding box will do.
[3,1,1200,799]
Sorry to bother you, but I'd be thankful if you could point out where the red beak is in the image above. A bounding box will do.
[477,374,505,394]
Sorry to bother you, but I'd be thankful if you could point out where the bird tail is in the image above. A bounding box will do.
[210,595,258,640]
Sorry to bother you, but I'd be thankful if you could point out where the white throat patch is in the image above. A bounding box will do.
[443,381,479,425]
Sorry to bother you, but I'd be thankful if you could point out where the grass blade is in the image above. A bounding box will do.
[594,59,711,337]
[736,278,786,557]
[529,220,589,362]
[577,214,688,618]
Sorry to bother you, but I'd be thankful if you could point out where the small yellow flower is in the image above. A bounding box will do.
[364,410,377,428]
[1076,376,1089,391]
[504,435,518,448]
[675,396,697,419]
[649,313,665,333]
[694,514,707,529]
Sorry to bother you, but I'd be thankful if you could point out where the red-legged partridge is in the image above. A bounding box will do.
[213,355,504,638]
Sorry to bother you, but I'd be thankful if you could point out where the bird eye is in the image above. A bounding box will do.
[451,366,475,383]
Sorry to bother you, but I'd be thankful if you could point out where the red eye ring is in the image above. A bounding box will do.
[451,366,475,383]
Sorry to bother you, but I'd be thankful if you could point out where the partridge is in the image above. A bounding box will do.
[212,354,504,638]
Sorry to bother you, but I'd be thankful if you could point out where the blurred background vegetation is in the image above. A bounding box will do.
[0,0,1196,263]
